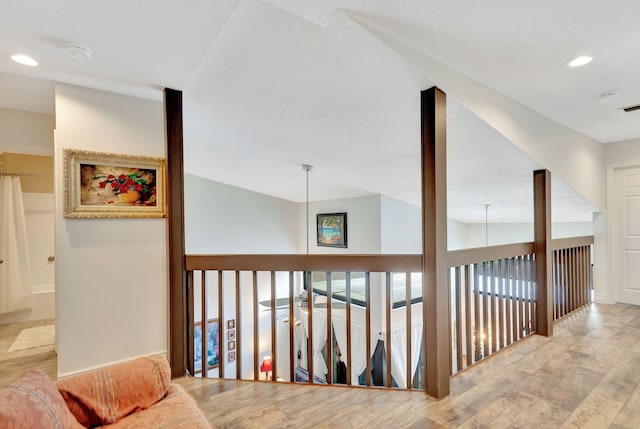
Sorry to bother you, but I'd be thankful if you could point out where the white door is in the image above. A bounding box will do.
[615,167,640,305]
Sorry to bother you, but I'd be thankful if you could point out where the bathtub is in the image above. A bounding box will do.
[0,284,55,325]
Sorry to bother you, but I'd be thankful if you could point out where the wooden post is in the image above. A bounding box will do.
[165,88,187,377]
[421,87,450,398]
[534,169,553,336]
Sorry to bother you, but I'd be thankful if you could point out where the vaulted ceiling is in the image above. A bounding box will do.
[3,0,636,222]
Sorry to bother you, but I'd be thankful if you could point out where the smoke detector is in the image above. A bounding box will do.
[66,44,92,60]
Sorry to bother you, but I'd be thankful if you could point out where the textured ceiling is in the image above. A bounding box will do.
[1,0,628,223]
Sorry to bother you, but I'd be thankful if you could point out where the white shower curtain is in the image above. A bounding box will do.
[390,320,423,389]
[301,310,328,380]
[0,176,32,314]
[332,317,370,385]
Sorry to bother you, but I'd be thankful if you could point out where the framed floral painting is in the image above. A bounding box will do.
[63,149,166,218]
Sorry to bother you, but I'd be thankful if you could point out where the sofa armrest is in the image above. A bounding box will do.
[100,384,212,429]
[55,355,171,427]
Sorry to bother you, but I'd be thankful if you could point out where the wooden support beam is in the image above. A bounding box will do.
[534,169,553,336]
[165,88,187,377]
[421,87,450,399]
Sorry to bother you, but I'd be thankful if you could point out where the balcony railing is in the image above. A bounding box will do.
[552,236,593,320]
[186,255,426,389]
[448,242,536,374]
[185,235,593,392]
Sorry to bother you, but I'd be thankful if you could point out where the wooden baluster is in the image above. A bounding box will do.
[385,272,392,388]
[524,256,531,335]
[346,272,352,386]
[454,267,462,372]
[406,272,412,388]
[271,271,277,381]
[218,271,224,378]
[365,272,372,387]
[483,262,489,357]
[289,271,295,383]
[236,271,241,380]
[186,270,194,376]
[307,271,313,384]
[201,271,207,378]
[496,259,505,349]
[326,272,333,384]
[506,259,513,347]
[474,263,481,362]
[252,271,259,381]
[464,265,472,368]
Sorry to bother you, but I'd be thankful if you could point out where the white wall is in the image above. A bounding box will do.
[298,195,382,254]
[552,222,593,239]
[447,218,467,251]
[464,221,592,248]
[54,84,166,376]
[466,223,532,248]
[185,174,298,254]
[380,195,421,254]
[0,108,54,155]
[605,138,640,166]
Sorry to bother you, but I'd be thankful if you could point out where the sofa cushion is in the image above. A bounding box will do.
[56,355,171,427]
[100,384,212,429]
[0,369,84,429]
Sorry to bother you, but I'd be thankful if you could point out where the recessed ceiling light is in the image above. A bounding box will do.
[567,55,593,68]
[10,54,38,66]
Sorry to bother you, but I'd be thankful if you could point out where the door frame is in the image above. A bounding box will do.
[610,164,640,305]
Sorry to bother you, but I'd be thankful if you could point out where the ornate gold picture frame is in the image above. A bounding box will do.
[63,149,166,219]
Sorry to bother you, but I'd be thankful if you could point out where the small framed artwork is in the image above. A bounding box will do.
[63,149,165,218]
[227,319,235,330]
[227,330,236,340]
[193,318,219,374]
[228,351,236,363]
[228,340,236,351]
[317,212,347,248]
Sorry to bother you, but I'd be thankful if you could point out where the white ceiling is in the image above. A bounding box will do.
[2,0,632,223]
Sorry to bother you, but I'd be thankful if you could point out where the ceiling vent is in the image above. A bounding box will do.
[622,104,640,113]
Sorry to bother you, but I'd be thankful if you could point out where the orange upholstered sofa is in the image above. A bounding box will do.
[0,355,211,428]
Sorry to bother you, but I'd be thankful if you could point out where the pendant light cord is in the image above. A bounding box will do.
[302,164,313,255]
[306,168,309,255]
[485,204,490,247]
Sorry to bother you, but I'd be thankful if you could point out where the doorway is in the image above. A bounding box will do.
[613,166,640,305]
[0,151,56,384]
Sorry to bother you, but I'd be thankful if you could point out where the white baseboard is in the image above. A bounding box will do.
[57,349,168,379]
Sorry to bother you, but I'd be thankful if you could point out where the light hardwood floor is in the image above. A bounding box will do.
[0,318,56,388]
[2,304,640,428]
[178,303,640,429]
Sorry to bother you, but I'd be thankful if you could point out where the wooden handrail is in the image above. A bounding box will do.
[186,254,422,272]
[551,235,594,251]
[187,235,594,274]
[446,235,594,268]
[447,242,535,268]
